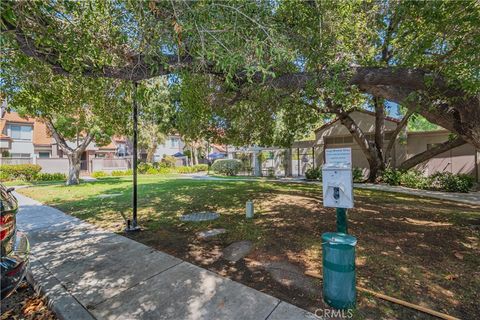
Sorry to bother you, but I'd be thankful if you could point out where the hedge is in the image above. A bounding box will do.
[381,169,474,193]
[211,159,242,176]
[0,164,42,181]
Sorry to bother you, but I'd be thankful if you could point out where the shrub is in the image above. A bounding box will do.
[211,159,242,176]
[162,155,177,167]
[146,167,159,175]
[305,167,321,180]
[429,172,474,193]
[176,166,195,174]
[35,173,66,181]
[352,167,364,183]
[111,170,133,176]
[138,162,153,174]
[399,170,429,189]
[0,171,10,181]
[0,164,42,181]
[382,168,402,186]
[193,164,208,172]
[91,171,108,178]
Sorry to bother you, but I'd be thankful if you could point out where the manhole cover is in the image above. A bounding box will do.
[180,212,220,222]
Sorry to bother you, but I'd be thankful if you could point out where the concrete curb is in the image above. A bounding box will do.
[27,258,96,320]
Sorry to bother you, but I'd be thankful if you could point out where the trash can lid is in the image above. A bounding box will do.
[322,232,357,246]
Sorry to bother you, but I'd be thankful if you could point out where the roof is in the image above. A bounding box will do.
[0,133,11,141]
[314,109,400,133]
[211,143,227,153]
[33,119,52,145]
[98,141,117,150]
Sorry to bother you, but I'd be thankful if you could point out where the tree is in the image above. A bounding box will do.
[1,1,479,147]
[1,54,130,185]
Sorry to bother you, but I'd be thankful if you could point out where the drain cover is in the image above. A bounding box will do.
[180,212,220,222]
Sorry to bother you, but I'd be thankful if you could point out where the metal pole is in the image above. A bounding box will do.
[297,148,300,177]
[312,147,315,169]
[336,208,348,234]
[126,81,140,232]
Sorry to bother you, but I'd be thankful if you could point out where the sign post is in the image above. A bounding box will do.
[321,147,357,309]
[322,148,353,233]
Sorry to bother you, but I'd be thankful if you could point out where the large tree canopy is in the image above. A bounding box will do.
[1,0,479,148]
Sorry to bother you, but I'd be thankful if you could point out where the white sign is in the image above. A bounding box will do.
[322,167,354,208]
[325,148,352,167]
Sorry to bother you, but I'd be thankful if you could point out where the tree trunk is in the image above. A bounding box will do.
[146,141,158,163]
[338,112,383,182]
[398,136,466,171]
[193,147,198,165]
[385,110,413,166]
[374,98,386,174]
[66,153,81,185]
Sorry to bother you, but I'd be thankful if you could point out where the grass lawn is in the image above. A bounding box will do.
[19,175,480,319]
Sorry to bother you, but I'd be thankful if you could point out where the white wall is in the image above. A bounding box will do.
[10,140,34,156]
[154,136,185,160]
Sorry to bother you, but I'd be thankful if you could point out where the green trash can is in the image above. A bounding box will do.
[322,232,357,309]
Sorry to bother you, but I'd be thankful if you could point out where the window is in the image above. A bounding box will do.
[8,125,32,141]
[10,153,31,158]
[325,136,353,144]
[38,152,50,158]
[169,138,179,148]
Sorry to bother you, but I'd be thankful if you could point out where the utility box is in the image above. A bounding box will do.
[322,163,354,209]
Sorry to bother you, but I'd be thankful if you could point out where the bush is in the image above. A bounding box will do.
[0,164,42,181]
[111,170,133,176]
[35,173,66,181]
[429,172,474,193]
[193,164,208,172]
[162,155,177,167]
[91,171,108,178]
[305,167,321,180]
[352,167,364,183]
[211,159,242,176]
[175,166,195,174]
[399,170,429,189]
[138,162,153,174]
[382,168,402,186]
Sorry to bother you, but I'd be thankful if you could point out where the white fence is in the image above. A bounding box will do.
[0,157,33,165]
[0,157,131,174]
[91,158,131,172]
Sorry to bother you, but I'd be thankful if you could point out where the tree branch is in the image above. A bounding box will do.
[385,109,414,164]
[398,136,466,171]
[44,118,73,153]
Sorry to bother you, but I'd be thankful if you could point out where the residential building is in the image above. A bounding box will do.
[312,110,478,181]
[227,110,479,181]
[0,111,131,174]
[151,134,185,161]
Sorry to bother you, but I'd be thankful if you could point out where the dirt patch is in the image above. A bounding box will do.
[1,281,57,320]
[127,190,480,319]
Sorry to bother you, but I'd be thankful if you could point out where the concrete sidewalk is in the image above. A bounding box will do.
[15,192,317,320]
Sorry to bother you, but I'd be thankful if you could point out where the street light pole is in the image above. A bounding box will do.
[126,81,140,232]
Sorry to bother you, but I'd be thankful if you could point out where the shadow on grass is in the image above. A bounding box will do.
[19,177,480,319]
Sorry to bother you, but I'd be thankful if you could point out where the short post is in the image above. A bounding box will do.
[336,208,348,234]
[246,200,254,219]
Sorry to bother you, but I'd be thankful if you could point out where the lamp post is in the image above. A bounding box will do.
[126,81,140,232]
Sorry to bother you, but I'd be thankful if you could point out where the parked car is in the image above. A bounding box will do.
[1,184,29,299]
